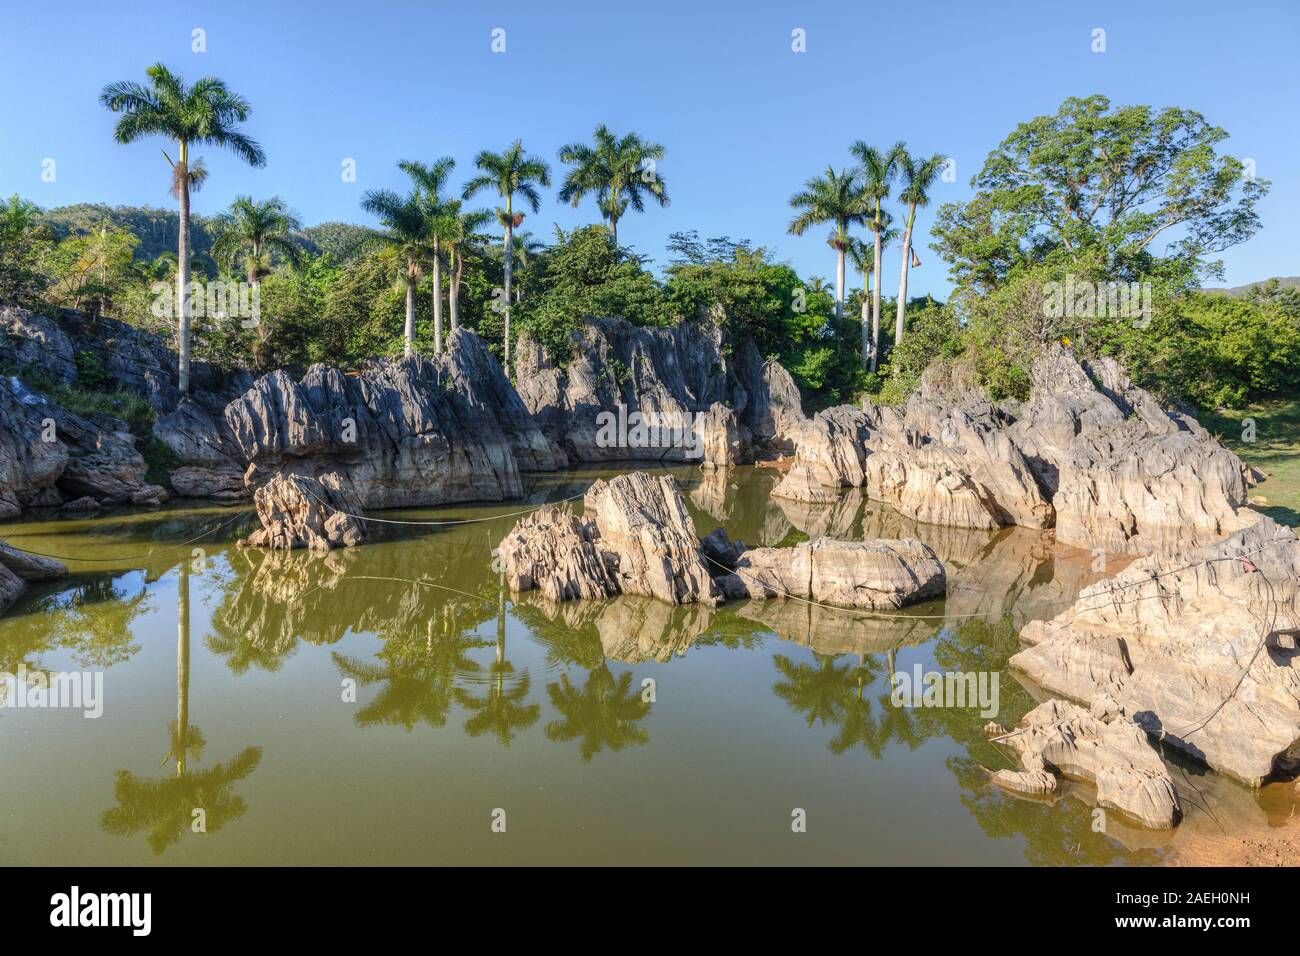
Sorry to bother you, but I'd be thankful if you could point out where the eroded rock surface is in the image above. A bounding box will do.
[717,537,946,610]
[0,537,68,615]
[996,699,1182,830]
[1013,517,1300,785]
[237,473,366,551]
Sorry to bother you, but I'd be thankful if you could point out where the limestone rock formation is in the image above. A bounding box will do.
[223,328,564,509]
[997,699,1182,830]
[513,317,804,468]
[497,471,721,606]
[237,473,366,551]
[717,537,946,610]
[0,538,68,615]
[783,344,1253,553]
[1013,516,1300,785]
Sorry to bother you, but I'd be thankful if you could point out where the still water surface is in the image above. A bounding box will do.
[0,465,1289,865]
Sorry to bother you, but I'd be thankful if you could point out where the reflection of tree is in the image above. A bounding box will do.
[100,563,262,856]
[545,665,650,761]
[0,573,148,675]
[772,653,862,728]
[333,616,489,732]
[454,580,540,747]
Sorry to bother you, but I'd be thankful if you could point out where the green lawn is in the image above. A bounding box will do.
[1201,399,1300,527]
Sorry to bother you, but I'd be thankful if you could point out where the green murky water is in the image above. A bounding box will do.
[0,465,1287,865]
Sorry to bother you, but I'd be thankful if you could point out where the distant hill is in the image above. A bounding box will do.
[1202,276,1300,297]
[38,204,382,269]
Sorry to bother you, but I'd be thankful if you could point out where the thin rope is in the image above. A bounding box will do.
[1,508,253,563]
[301,483,588,526]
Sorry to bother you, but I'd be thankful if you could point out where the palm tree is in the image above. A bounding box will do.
[849,141,903,371]
[557,124,669,246]
[892,148,945,347]
[544,665,651,761]
[359,185,431,357]
[398,158,456,352]
[439,200,492,334]
[100,63,265,396]
[788,166,862,323]
[462,141,551,370]
[209,196,301,290]
[501,229,545,303]
[847,212,899,369]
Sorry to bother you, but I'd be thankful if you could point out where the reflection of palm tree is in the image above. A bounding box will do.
[333,619,487,731]
[828,655,889,756]
[545,665,650,762]
[772,653,857,728]
[100,562,261,856]
[457,673,540,748]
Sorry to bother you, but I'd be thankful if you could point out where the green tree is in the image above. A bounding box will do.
[462,141,552,371]
[439,200,492,336]
[100,63,266,395]
[931,95,1268,293]
[788,166,862,323]
[557,124,669,246]
[0,194,54,305]
[209,195,301,288]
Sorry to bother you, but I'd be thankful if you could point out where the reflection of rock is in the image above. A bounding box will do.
[776,487,865,538]
[499,472,720,606]
[736,599,938,656]
[0,538,68,614]
[1013,517,1300,785]
[237,473,366,550]
[516,593,714,663]
[719,538,945,610]
[998,699,1181,830]
[772,464,841,503]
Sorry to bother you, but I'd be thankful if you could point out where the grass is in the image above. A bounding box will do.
[1201,399,1300,527]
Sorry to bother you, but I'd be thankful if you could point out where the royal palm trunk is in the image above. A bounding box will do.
[871,223,883,373]
[895,211,916,346]
[502,216,514,372]
[432,237,443,352]
[403,275,415,357]
[835,246,846,321]
[175,142,192,395]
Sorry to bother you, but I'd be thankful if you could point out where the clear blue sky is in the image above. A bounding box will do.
[2,0,1295,298]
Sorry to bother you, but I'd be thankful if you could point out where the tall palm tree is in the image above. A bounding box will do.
[557,124,669,246]
[462,141,551,370]
[100,63,265,395]
[892,148,945,347]
[398,157,456,352]
[359,185,431,357]
[849,141,904,371]
[439,200,492,334]
[788,166,862,323]
[847,212,899,369]
[209,196,301,290]
[501,229,544,303]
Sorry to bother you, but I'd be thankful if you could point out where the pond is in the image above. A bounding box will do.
[0,465,1290,865]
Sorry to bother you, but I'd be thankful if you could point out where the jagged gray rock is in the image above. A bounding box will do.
[498,471,721,606]
[1013,516,1300,785]
[0,537,68,615]
[513,317,804,468]
[237,473,366,551]
[224,328,564,509]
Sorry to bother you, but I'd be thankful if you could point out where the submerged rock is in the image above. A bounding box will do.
[1012,516,1300,785]
[0,537,68,615]
[718,537,946,610]
[237,473,366,551]
[998,699,1182,830]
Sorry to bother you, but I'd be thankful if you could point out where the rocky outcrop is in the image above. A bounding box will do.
[498,472,720,606]
[783,344,1254,553]
[0,375,166,515]
[716,537,946,610]
[995,699,1182,830]
[513,317,804,468]
[223,328,564,509]
[0,538,68,615]
[1012,517,1300,785]
[237,473,365,551]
